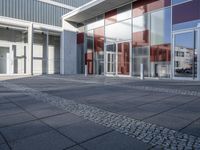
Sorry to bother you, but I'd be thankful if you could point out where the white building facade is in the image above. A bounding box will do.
[0,0,91,75]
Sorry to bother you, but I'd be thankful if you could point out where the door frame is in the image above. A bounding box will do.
[172,28,199,80]
[105,40,132,77]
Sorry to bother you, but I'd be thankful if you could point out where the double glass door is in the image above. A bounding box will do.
[106,41,130,76]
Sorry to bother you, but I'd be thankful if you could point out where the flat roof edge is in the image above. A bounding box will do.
[62,0,105,20]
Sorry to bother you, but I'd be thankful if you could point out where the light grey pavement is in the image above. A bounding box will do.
[0,75,200,150]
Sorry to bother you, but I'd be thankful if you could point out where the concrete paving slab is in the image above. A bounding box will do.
[14,99,52,111]
[81,131,150,150]
[0,103,24,117]
[0,144,10,150]
[10,130,75,150]
[66,146,85,150]
[0,120,52,142]
[58,120,112,143]
[0,134,5,145]
[29,106,66,118]
[136,102,174,114]
[0,112,35,128]
[163,108,200,122]
[145,113,191,130]
[181,119,200,137]
[119,107,157,120]
[0,97,9,104]
[42,113,84,128]
[178,100,200,113]
[161,95,198,106]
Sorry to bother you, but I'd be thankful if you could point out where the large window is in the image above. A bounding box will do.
[86,30,94,74]
[117,4,131,21]
[94,27,104,75]
[174,31,196,78]
[132,13,150,77]
[105,19,131,44]
[133,14,150,47]
[150,8,171,78]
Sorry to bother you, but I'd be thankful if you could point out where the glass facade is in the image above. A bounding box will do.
[82,0,200,79]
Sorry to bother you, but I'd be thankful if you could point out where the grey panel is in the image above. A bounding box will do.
[0,0,90,26]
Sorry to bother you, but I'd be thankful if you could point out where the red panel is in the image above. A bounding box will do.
[94,27,104,52]
[173,0,200,24]
[118,42,130,75]
[150,44,171,62]
[132,30,149,47]
[133,0,171,17]
[77,33,84,44]
[105,9,117,25]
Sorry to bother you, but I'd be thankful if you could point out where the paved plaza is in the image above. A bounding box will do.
[0,75,200,150]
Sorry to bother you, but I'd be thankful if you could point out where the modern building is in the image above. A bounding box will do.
[0,0,200,81]
[0,0,91,75]
[62,0,200,80]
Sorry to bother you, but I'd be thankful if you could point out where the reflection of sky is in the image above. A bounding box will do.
[175,32,194,49]
[173,19,200,31]
[164,8,171,43]
[172,0,190,5]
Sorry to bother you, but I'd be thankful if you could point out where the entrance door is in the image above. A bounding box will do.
[173,30,197,79]
[106,51,116,75]
[0,47,10,74]
[105,42,131,76]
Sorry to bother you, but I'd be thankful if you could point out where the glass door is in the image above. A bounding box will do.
[105,42,131,76]
[106,43,116,75]
[173,30,197,79]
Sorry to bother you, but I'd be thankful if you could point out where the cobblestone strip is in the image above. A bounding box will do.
[1,81,200,150]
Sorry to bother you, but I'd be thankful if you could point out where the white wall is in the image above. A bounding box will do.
[0,47,9,74]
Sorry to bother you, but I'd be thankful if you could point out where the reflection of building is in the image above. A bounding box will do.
[175,46,193,70]
[150,44,171,78]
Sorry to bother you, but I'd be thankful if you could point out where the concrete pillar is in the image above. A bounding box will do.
[27,23,33,75]
[60,31,65,74]
[61,30,77,74]
[46,31,49,74]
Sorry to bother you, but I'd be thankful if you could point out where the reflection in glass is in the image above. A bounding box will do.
[151,8,171,45]
[86,30,94,74]
[133,14,150,47]
[118,42,130,75]
[150,8,171,78]
[105,19,131,44]
[86,15,104,31]
[132,46,150,77]
[174,31,196,77]
[132,0,171,17]
[94,27,104,75]
[117,4,131,21]
[172,0,191,5]
[105,9,117,25]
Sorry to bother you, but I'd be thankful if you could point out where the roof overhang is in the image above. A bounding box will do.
[63,0,137,23]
